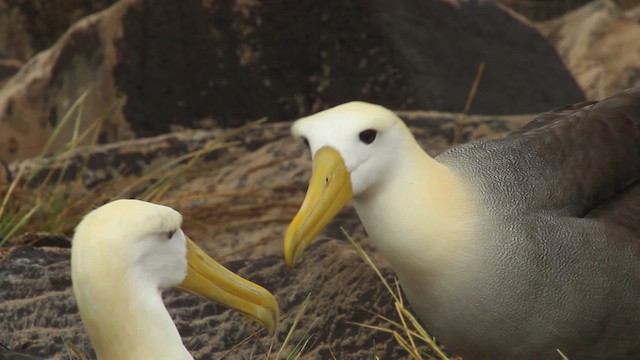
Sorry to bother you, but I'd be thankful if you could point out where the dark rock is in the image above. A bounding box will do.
[0,0,116,61]
[111,0,585,130]
[0,0,583,161]
[369,0,583,115]
[0,342,41,360]
[8,233,71,248]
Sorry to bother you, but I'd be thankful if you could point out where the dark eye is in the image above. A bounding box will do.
[359,129,377,144]
[302,137,310,149]
[166,230,176,240]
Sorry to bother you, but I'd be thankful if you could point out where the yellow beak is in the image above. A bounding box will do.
[178,238,280,335]
[284,146,353,268]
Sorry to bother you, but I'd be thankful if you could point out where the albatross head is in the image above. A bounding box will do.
[284,101,419,267]
[72,199,279,359]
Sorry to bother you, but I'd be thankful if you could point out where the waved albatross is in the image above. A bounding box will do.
[72,199,279,360]
[284,88,640,359]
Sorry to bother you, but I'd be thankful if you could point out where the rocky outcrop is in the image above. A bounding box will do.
[538,0,640,99]
[0,2,131,163]
[0,0,583,162]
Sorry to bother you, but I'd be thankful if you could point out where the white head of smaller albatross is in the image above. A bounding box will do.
[72,199,280,360]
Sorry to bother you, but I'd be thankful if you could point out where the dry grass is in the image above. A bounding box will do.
[211,293,315,360]
[61,337,88,360]
[276,293,316,360]
[463,62,485,115]
[0,89,100,244]
[341,228,451,360]
[0,91,264,247]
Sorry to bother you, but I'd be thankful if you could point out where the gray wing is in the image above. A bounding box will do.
[435,89,640,359]
[585,181,640,238]
[440,88,640,221]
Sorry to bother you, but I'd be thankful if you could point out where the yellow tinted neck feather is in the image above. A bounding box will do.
[79,274,192,360]
[353,143,478,279]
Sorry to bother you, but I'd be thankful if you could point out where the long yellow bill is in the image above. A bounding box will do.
[284,146,353,268]
[178,237,280,334]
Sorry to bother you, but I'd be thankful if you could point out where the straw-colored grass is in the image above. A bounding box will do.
[341,228,451,360]
[277,293,316,360]
[0,89,101,244]
[61,336,87,360]
[0,90,264,247]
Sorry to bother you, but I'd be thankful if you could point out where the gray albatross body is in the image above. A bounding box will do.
[423,89,640,359]
[284,88,640,359]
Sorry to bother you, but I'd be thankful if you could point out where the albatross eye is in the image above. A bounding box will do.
[302,137,310,149]
[166,230,176,240]
[359,129,377,144]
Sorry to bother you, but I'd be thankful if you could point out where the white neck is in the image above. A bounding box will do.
[353,140,479,288]
[77,274,192,360]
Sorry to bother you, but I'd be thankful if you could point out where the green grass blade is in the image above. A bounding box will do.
[277,293,312,359]
[1,203,41,243]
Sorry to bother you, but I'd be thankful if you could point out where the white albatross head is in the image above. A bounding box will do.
[72,199,279,360]
[284,101,423,267]
[292,101,413,196]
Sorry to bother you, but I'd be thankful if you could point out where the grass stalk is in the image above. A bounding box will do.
[463,62,485,115]
[276,293,313,359]
[37,88,91,159]
[341,227,450,360]
[0,96,263,245]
